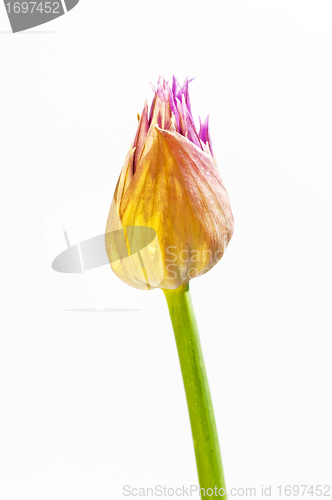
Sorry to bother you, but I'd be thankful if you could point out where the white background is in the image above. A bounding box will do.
[0,1,331,498]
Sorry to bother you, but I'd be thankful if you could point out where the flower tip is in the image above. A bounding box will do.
[153,124,173,140]
[154,123,164,134]
[153,124,169,140]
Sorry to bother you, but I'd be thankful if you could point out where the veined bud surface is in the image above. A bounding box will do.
[105,76,234,290]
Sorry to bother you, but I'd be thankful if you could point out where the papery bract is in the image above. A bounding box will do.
[105,77,234,290]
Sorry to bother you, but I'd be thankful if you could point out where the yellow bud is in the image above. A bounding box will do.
[106,77,234,290]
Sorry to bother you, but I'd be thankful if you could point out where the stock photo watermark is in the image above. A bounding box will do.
[3,0,79,32]
[45,190,297,309]
[122,484,331,497]
[165,245,226,280]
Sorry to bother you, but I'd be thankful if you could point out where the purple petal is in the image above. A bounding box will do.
[181,95,202,149]
[199,115,213,156]
[146,76,211,151]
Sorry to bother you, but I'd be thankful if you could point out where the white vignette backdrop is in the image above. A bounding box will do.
[0,1,331,499]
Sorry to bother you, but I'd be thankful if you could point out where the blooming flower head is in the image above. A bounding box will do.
[106,76,234,290]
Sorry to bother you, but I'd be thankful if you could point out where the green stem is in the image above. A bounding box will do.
[163,283,227,499]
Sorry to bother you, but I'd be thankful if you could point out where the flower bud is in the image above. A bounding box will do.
[106,77,234,290]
